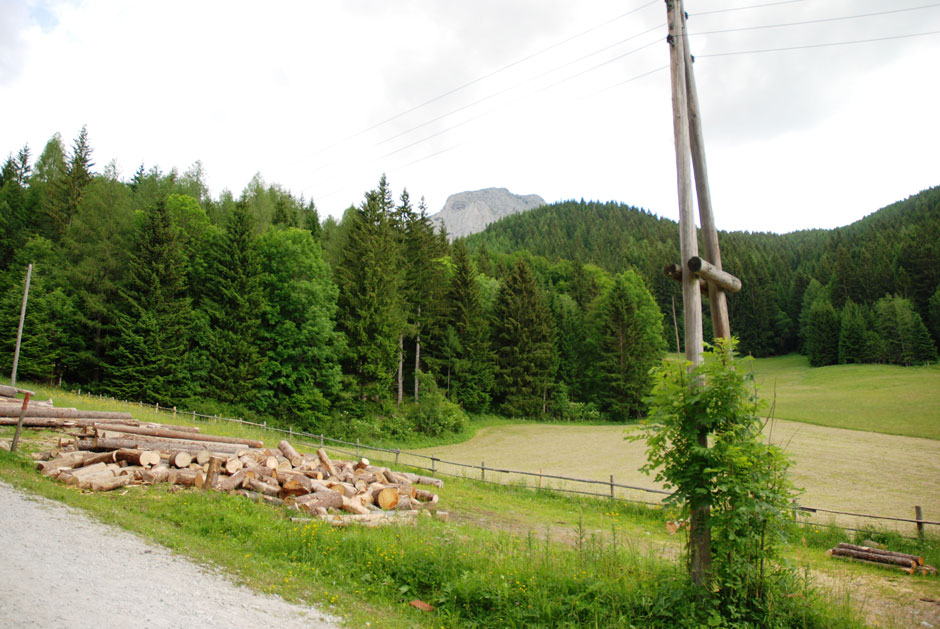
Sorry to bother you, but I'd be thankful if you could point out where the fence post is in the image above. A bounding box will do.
[156,403,159,413]
[173,406,177,419]
[609,475,615,499]
[431,456,437,474]
[481,461,485,482]
[916,506,925,541]
[356,438,360,456]
[320,434,324,447]
[289,426,293,438]
[395,449,400,466]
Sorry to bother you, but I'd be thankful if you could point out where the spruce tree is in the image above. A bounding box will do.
[804,299,840,367]
[105,201,192,404]
[335,178,404,403]
[838,300,869,364]
[445,240,494,412]
[590,270,665,420]
[492,257,557,417]
[201,201,266,404]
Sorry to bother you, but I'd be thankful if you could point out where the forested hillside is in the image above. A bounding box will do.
[0,129,936,437]
[464,191,940,364]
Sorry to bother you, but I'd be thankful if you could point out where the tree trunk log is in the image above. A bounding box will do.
[94,423,262,448]
[400,472,443,488]
[317,448,338,478]
[168,451,193,468]
[277,440,304,467]
[836,543,923,566]
[141,465,170,484]
[205,456,225,489]
[829,547,917,569]
[376,487,399,510]
[245,477,280,497]
[88,474,131,492]
[0,407,133,420]
[80,436,242,456]
[114,449,161,468]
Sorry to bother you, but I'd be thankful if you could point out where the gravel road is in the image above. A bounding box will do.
[0,481,341,628]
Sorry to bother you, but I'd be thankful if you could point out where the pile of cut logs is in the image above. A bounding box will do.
[6,393,443,526]
[826,543,937,575]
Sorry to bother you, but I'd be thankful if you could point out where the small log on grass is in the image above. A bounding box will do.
[205,456,225,489]
[79,437,241,456]
[278,479,310,500]
[400,472,443,488]
[141,465,170,484]
[36,451,92,474]
[195,449,213,465]
[168,469,198,487]
[295,490,344,512]
[0,407,132,420]
[836,543,923,566]
[375,487,399,511]
[245,477,280,497]
[88,474,132,492]
[219,468,249,492]
[340,495,370,515]
[828,548,917,570]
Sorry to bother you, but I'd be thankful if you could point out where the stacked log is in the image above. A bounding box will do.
[826,543,936,575]
[33,418,442,524]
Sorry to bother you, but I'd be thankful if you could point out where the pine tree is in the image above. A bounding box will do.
[590,270,665,420]
[201,201,266,404]
[65,125,94,230]
[492,257,557,417]
[105,201,192,404]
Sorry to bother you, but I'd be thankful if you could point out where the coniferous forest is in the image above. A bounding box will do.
[1,129,938,439]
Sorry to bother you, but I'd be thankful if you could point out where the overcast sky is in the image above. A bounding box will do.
[1,0,938,233]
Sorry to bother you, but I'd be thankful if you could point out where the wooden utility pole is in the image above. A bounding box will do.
[10,263,32,388]
[665,0,741,587]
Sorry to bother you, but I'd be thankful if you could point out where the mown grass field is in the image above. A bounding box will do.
[750,354,940,440]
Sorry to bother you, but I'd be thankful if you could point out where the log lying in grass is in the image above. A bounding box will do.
[836,543,923,566]
[79,437,242,456]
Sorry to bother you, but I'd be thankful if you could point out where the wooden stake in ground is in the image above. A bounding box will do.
[10,264,32,388]
[10,391,32,454]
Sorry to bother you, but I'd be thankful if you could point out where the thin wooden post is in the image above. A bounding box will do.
[356,438,360,456]
[609,475,615,499]
[395,449,400,466]
[10,392,32,453]
[10,264,32,388]
[667,0,709,587]
[431,456,437,474]
[481,461,486,482]
[916,506,925,541]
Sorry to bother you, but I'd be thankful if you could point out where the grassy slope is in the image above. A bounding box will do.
[750,354,940,440]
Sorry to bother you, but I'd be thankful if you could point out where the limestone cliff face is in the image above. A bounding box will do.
[430,188,545,239]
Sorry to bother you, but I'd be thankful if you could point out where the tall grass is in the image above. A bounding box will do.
[0,448,864,628]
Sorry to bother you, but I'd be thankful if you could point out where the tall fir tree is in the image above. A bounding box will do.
[493,257,557,417]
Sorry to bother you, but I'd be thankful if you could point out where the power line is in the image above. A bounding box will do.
[375,24,664,150]
[698,29,940,57]
[689,3,940,36]
[311,0,659,156]
[693,0,809,17]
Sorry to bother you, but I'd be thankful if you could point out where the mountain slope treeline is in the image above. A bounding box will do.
[0,130,672,435]
[0,129,936,438]
[463,190,940,365]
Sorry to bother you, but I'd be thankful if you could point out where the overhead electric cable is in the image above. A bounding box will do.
[698,29,940,57]
[689,3,940,36]
[312,0,659,155]
[693,0,808,17]
[375,23,665,148]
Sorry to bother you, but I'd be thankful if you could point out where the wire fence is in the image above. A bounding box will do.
[76,390,939,539]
